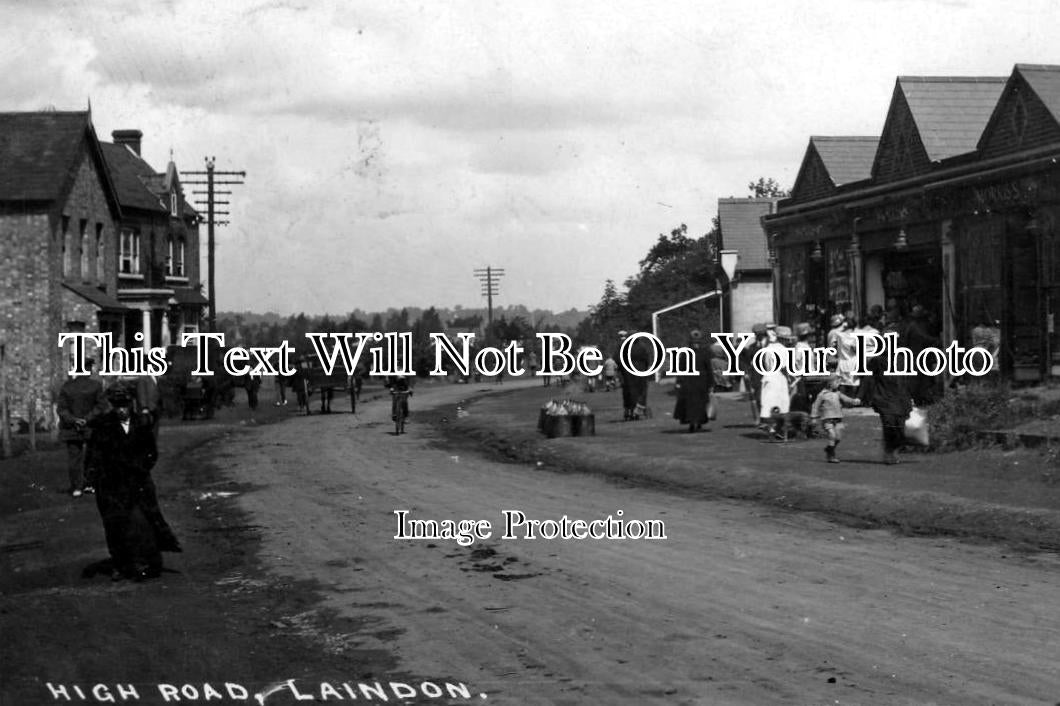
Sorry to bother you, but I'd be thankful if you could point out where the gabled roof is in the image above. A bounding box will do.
[790,136,878,202]
[812,136,879,185]
[717,197,777,272]
[977,64,1060,154]
[0,111,99,203]
[898,76,1006,161]
[162,161,199,219]
[1017,64,1060,120]
[99,142,168,213]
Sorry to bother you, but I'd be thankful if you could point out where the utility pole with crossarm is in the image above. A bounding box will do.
[474,266,505,335]
[181,157,246,332]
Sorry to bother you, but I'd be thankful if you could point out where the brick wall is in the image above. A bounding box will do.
[0,148,116,430]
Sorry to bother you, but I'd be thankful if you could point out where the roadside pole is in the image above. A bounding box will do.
[1,343,10,458]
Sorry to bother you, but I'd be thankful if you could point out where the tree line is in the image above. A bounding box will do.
[576,178,788,353]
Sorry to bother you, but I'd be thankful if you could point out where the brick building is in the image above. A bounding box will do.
[0,111,123,429]
[0,111,205,431]
[764,64,1060,382]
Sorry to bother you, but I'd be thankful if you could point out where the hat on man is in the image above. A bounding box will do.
[830,314,845,328]
[617,330,629,338]
[794,322,812,337]
[105,385,133,405]
[765,322,777,330]
[751,323,768,336]
[775,325,793,339]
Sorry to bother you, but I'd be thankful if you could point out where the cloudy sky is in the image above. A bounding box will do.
[4,0,1059,315]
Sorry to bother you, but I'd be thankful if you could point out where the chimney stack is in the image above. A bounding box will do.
[112,129,143,156]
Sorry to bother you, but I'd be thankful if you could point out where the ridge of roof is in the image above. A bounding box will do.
[897,75,1006,84]
[810,135,879,142]
[717,196,780,204]
[1014,63,1060,72]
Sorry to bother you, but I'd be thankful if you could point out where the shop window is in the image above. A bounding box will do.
[827,242,851,314]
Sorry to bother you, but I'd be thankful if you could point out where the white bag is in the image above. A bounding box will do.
[904,406,930,446]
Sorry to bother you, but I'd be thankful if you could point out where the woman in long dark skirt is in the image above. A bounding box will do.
[90,386,181,581]
[868,354,913,464]
[674,330,713,432]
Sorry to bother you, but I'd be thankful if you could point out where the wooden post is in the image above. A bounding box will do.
[1,344,11,459]
[28,398,36,452]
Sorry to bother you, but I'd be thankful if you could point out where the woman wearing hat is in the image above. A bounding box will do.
[789,322,819,413]
[758,326,793,437]
[89,385,181,581]
[673,330,713,432]
[827,314,859,398]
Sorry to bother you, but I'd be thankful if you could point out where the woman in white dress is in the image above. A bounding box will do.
[758,326,793,434]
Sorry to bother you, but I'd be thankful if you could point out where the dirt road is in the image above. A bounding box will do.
[218,382,1060,705]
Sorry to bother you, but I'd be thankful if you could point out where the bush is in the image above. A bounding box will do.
[927,381,1039,452]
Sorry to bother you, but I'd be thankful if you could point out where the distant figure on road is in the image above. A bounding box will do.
[618,331,652,421]
[273,373,288,407]
[602,355,618,391]
[293,357,311,415]
[245,371,262,411]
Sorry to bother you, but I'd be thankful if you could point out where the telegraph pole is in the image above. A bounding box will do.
[181,157,246,332]
[473,266,505,334]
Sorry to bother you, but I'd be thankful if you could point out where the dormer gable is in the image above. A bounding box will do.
[872,76,1005,183]
[790,136,878,203]
[979,64,1060,159]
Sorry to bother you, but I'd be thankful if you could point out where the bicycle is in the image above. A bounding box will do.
[391,389,411,435]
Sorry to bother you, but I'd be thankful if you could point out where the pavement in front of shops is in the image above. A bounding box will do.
[437,379,1060,552]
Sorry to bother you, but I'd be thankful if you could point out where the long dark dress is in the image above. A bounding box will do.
[620,337,653,419]
[868,356,914,455]
[91,411,180,579]
[675,343,713,430]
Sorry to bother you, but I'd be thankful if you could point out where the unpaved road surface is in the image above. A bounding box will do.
[218,383,1060,705]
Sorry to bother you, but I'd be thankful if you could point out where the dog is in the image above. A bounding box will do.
[769,407,814,441]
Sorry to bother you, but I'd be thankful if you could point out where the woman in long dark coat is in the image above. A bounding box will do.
[91,386,181,581]
[618,331,653,420]
[674,330,713,432]
[868,354,914,465]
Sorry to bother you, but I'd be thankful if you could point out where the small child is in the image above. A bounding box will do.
[810,375,860,463]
